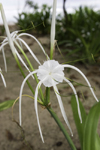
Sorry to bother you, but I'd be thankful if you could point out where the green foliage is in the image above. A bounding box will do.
[15,1,51,34]
[71,95,100,150]
[15,4,100,63]
[83,101,100,150]
[56,7,100,64]
[71,95,87,148]
[0,99,15,111]
[15,1,100,64]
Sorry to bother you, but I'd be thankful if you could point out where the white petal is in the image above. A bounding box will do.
[34,81,44,143]
[52,82,73,136]
[52,72,64,83]
[64,77,82,123]
[16,37,41,65]
[63,64,99,102]
[18,39,23,50]
[42,76,54,87]
[52,64,64,73]
[17,33,50,60]
[2,37,8,44]
[2,47,7,72]
[0,41,8,51]
[34,76,48,143]
[19,70,38,126]
[0,68,6,87]
[11,31,19,38]
[14,48,34,80]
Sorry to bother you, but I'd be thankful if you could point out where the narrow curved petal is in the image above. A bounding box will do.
[0,68,6,87]
[2,47,7,72]
[18,39,23,50]
[52,81,73,136]
[63,64,99,102]
[0,41,8,51]
[19,70,38,126]
[34,76,48,143]
[34,81,44,143]
[14,48,34,80]
[11,31,19,38]
[2,37,8,44]
[17,33,50,60]
[52,72,82,123]
[16,37,41,65]
[63,77,82,123]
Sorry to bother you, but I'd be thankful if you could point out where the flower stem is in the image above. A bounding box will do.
[0,3,16,56]
[50,47,53,60]
[44,87,50,106]
[47,107,77,150]
[50,0,57,60]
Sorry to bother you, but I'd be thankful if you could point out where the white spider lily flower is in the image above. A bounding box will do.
[19,59,99,142]
[0,3,16,56]
[0,68,6,87]
[0,31,49,63]
[0,3,49,72]
[50,0,57,58]
[0,31,50,73]
[37,60,64,87]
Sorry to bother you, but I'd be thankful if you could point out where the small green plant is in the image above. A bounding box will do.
[71,95,100,150]
[56,6,100,64]
[15,0,51,34]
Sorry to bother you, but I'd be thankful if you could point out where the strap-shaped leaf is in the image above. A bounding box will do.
[83,102,100,150]
[0,99,15,111]
[71,95,87,149]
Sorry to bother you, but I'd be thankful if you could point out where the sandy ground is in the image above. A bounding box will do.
[0,34,100,150]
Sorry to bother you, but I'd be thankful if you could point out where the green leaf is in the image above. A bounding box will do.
[0,100,15,111]
[83,102,100,150]
[71,95,87,149]
[95,133,100,149]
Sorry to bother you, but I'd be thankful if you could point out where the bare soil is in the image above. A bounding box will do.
[0,34,100,150]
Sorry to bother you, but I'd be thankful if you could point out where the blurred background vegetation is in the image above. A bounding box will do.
[3,0,100,64]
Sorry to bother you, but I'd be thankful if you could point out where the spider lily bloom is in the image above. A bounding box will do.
[19,60,99,143]
[0,30,49,64]
[0,30,50,73]
[0,3,49,73]
[0,32,33,73]
[0,68,6,87]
